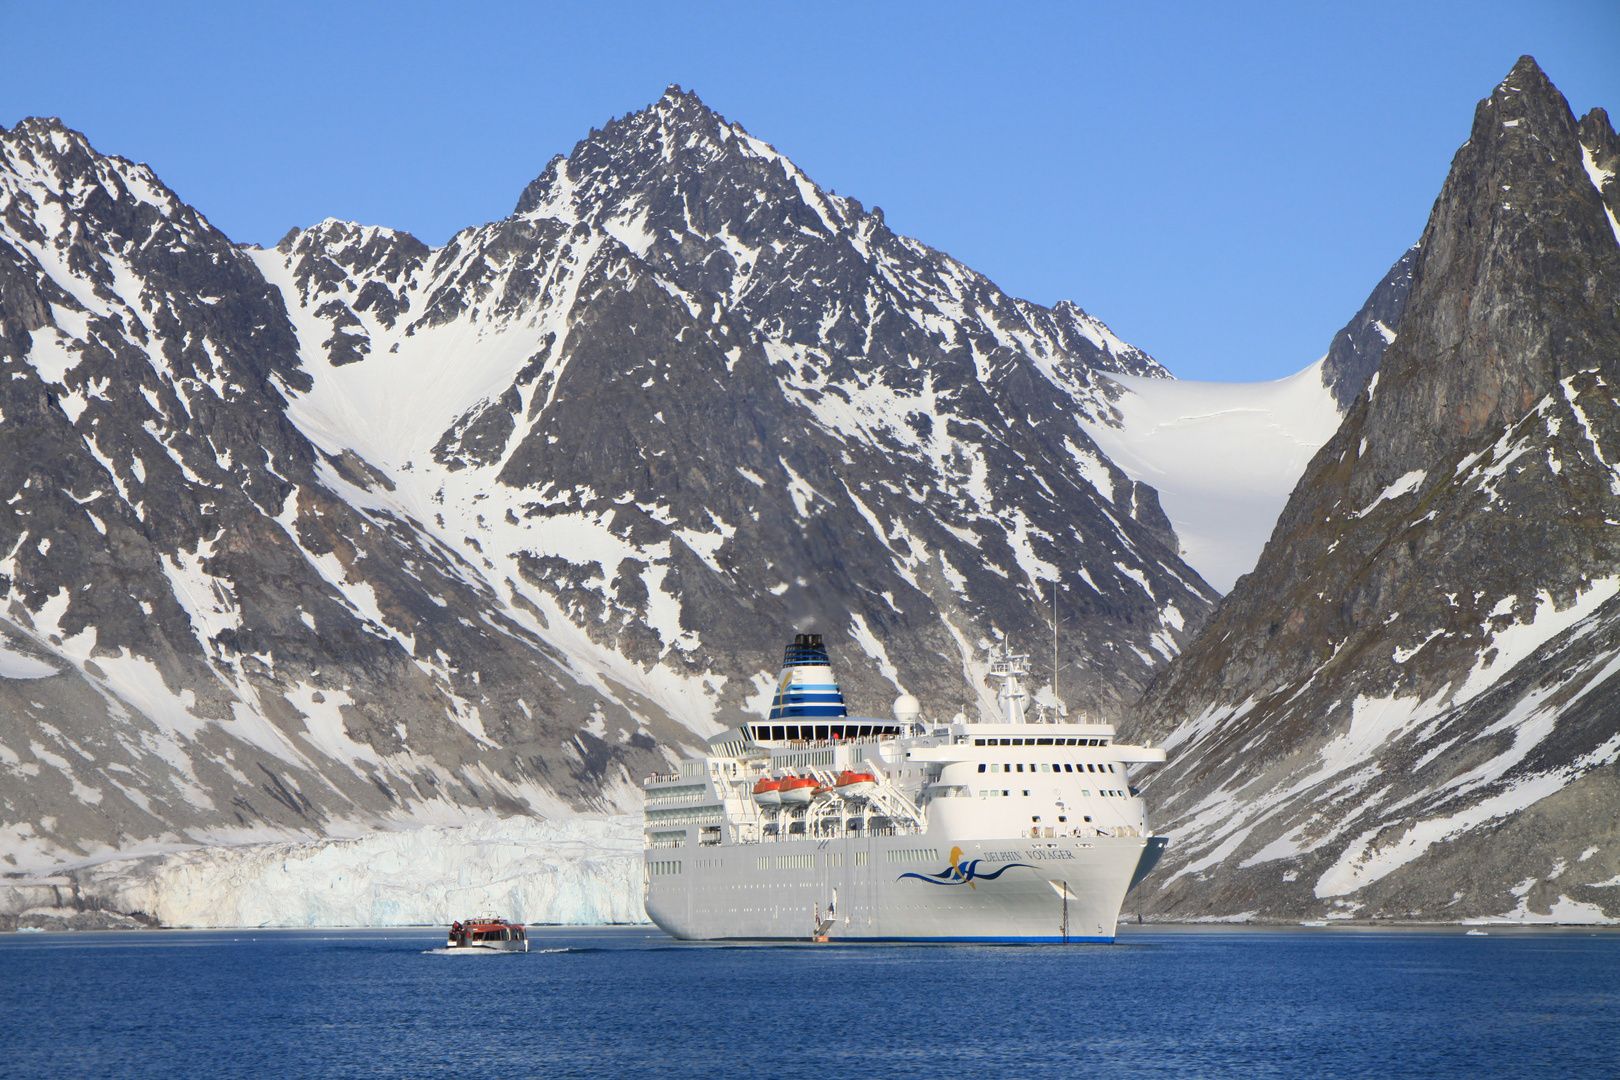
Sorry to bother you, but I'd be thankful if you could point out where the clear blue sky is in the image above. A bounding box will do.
[3,1,1616,381]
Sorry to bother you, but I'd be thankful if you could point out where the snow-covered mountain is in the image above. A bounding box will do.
[1124,58,1620,924]
[0,90,1217,884]
[1083,246,1415,593]
[1083,362,1345,593]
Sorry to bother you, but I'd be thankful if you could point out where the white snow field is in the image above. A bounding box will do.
[1084,360,1344,592]
[2,815,648,928]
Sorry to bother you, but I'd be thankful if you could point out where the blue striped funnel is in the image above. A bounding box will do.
[767,634,847,720]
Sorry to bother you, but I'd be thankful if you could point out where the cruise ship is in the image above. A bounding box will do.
[642,633,1168,942]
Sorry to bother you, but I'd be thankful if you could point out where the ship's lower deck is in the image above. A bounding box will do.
[645,833,1166,943]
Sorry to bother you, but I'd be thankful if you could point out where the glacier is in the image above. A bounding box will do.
[1084,359,1344,592]
[1,815,649,929]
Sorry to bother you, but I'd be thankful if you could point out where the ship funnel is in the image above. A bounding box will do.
[769,635,846,720]
[745,634,903,745]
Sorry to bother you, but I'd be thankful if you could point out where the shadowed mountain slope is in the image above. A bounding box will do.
[1125,57,1620,924]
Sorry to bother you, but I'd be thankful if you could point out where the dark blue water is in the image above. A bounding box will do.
[2,925,1616,1078]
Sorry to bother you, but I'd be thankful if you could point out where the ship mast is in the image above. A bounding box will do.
[985,642,1031,724]
[1052,580,1061,719]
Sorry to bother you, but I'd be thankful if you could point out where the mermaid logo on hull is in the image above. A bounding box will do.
[897,846,1035,889]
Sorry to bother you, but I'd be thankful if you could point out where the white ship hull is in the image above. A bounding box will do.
[647,832,1166,942]
[643,634,1171,944]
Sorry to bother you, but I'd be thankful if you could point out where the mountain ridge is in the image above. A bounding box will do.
[0,90,1214,876]
[1124,56,1620,924]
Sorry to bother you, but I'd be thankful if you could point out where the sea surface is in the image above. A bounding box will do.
[2,924,1616,1079]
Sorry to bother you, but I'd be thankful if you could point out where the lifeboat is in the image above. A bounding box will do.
[447,915,529,952]
[752,777,783,806]
[833,769,878,799]
[777,776,820,805]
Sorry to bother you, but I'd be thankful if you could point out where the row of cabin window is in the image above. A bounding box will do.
[467,928,523,941]
[973,737,1108,746]
[751,724,901,741]
[977,762,1116,774]
[983,789,1127,797]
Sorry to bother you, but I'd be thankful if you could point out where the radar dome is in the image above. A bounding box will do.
[893,693,921,724]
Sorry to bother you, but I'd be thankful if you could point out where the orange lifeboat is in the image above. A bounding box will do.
[752,777,783,806]
[777,776,820,805]
[834,769,878,799]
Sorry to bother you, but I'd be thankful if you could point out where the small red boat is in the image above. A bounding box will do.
[752,777,783,806]
[447,916,529,952]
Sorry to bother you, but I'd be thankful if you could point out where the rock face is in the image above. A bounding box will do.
[0,93,1216,873]
[1125,58,1620,923]
[1319,246,1418,411]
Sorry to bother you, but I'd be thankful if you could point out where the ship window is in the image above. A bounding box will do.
[1013,738,1025,746]
[770,726,784,740]
[1022,790,1030,797]
[974,739,985,746]
[786,726,800,739]
[1063,764,1074,772]
[1066,738,1077,745]
[1040,763,1052,772]
[1015,764,1023,772]
[1085,763,1095,772]
[1037,738,1053,746]
[997,738,1009,745]
[815,725,829,740]
[977,763,986,772]
[1108,764,1116,772]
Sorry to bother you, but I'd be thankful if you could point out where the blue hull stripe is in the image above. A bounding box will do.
[707,935,1116,945]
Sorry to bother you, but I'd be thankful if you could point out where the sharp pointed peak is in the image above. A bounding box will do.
[1494,55,1560,100]
[647,84,731,130]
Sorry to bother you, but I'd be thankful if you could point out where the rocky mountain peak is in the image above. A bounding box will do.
[1317,245,1417,412]
[0,93,1217,876]
[1122,57,1620,924]
[1347,54,1620,505]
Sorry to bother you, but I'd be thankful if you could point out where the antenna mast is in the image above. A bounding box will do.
[1052,580,1062,718]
